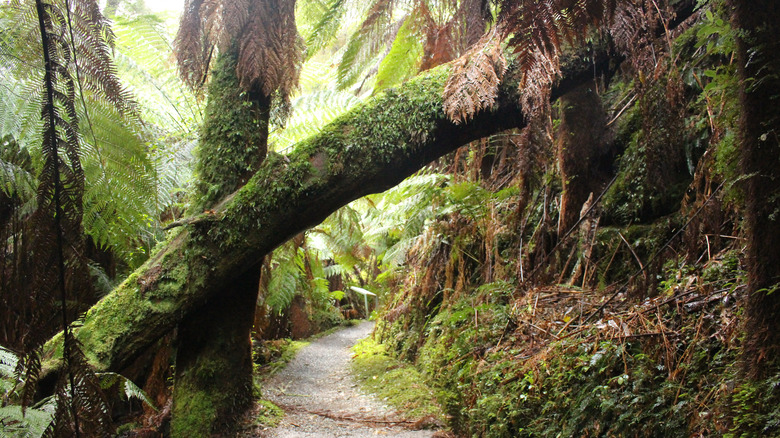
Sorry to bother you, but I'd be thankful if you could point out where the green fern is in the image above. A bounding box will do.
[0,405,52,438]
[97,372,158,412]
[299,0,350,59]
[373,14,423,94]
[271,87,360,151]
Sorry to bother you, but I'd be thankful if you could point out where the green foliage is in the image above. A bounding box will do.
[254,339,310,379]
[726,375,780,437]
[0,405,53,438]
[601,80,691,225]
[252,400,284,428]
[297,0,349,60]
[265,241,333,314]
[97,372,158,412]
[373,16,424,94]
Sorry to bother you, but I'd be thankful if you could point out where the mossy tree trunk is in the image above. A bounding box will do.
[171,50,271,436]
[40,49,614,421]
[170,266,261,437]
[555,80,608,236]
[730,0,780,377]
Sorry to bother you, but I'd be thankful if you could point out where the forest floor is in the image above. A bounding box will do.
[251,321,441,437]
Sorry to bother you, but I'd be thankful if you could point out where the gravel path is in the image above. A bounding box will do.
[255,321,438,437]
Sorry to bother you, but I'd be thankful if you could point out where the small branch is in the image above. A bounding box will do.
[162,212,221,230]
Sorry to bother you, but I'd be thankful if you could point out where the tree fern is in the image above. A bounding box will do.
[0,0,149,434]
[271,87,360,151]
[175,0,303,101]
[298,0,349,59]
[265,243,305,312]
[373,14,424,94]
[336,0,400,90]
[0,405,52,438]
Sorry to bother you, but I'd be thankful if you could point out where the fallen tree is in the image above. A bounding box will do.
[40,54,600,371]
[38,49,613,432]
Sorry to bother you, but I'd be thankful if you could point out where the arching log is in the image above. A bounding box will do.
[40,50,613,385]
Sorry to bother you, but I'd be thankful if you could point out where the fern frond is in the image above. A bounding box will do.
[96,372,158,411]
[0,346,19,379]
[271,88,360,150]
[373,14,423,93]
[439,0,624,122]
[176,0,303,101]
[299,0,349,59]
[336,0,398,90]
[174,0,209,90]
[237,0,303,98]
[443,29,506,124]
[0,405,53,438]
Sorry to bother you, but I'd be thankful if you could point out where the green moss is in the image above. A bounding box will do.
[171,349,250,438]
[170,387,217,438]
[254,339,310,379]
[253,400,284,428]
[602,79,692,226]
[192,51,270,211]
[351,337,446,424]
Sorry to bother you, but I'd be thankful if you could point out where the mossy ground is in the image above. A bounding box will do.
[350,337,446,426]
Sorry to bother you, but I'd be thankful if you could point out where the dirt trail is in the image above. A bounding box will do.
[255,321,438,437]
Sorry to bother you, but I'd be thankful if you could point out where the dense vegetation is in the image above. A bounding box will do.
[1,0,779,437]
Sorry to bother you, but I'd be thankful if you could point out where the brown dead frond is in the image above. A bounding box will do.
[175,0,302,99]
[238,0,303,97]
[443,0,621,122]
[443,29,507,124]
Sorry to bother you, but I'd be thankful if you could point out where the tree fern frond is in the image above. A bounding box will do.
[271,88,360,150]
[174,0,209,90]
[443,29,506,124]
[176,0,303,102]
[0,405,53,438]
[323,263,350,279]
[336,0,399,90]
[299,0,349,59]
[238,0,303,98]
[373,14,423,94]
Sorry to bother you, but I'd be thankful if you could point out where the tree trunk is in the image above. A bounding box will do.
[170,50,271,436]
[170,267,261,437]
[555,80,608,236]
[730,0,780,377]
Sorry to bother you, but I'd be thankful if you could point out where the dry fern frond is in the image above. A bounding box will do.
[609,0,663,72]
[175,0,302,100]
[443,30,507,124]
[444,0,614,122]
[418,2,456,71]
[238,0,302,98]
[174,0,209,89]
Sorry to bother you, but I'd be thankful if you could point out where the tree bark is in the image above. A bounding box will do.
[171,50,271,436]
[555,80,608,237]
[730,0,780,377]
[40,48,613,384]
[170,267,261,437]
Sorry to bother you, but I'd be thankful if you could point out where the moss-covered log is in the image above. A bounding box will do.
[40,51,612,380]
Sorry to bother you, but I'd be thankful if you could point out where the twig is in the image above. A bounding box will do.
[618,231,645,272]
[162,213,221,230]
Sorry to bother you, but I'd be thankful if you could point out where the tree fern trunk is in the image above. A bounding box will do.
[170,50,270,436]
[730,0,780,377]
[171,267,261,437]
[555,80,608,237]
